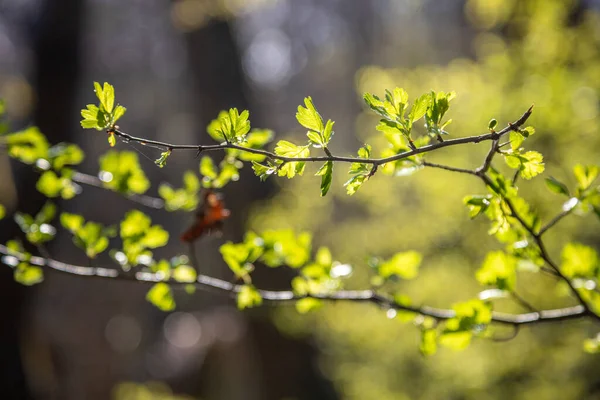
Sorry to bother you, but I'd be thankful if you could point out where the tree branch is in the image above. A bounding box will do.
[109,106,533,167]
[0,244,589,326]
[71,172,165,209]
[539,208,573,236]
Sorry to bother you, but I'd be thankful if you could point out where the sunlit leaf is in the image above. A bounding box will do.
[237,285,263,309]
[378,251,422,280]
[14,262,43,286]
[146,282,175,311]
[296,96,324,133]
[295,297,322,314]
[476,251,517,291]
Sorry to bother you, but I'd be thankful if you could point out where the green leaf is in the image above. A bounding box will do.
[323,119,334,144]
[159,172,200,212]
[259,229,312,268]
[154,149,171,168]
[252,161,277,181]
[14,262,43,286]
[0,204,5,220]
[292,277,309,296]
[420,329,438,356]
[36,171,77,199]
[36,202,57,225]
[206,111,228,142]
[363,93,388,118]
[488,119,498,130]
[463,195,492,219]
[173,265,197,283]
[60,212,84,232]
[274,140,310,178]
[80,104,105,130]
[315,161,333,196]
[36,171,62,197]
[200,156,218,183]
[296,96,324,133]
[216,108,251,142]
[520,126,535,137]
[112,105,127,124]
[520,151,544,179]
[476,251,517,291]
[505,151,545,180]
[295,297,322,314]
[184,170,200,192]
[146,282,175,311]
[509,130,524,151]
[99,151,150,194]
[4,127,50,164]
[237,285,263,309]
[344,145,373,195]
[440,299,491,351]
[425,91,455,136]
[140,225,169,248]
[49,143,84,170]
[378,251,422,280]
[120,210,152,240]
[61,213,114,258]
[545,176,570,197]
[213,161,240,188]
[307,130,323,147]
[439,330,473,351]
[561,242,598,279]
[584,336,600,354]
[94,82,115,114]
[409,93,430,123]
[573,164,599,191]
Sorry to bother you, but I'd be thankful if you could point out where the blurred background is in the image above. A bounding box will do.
[1,0,600,399]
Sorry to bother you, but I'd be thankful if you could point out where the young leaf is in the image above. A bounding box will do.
[146,282,176,311]
[99,151,150,194]
[315,161,333,196]
[296,97,324,133]
[237,285,263,309]
[573,164,599,191]
[475,251,517,291]
[545,177,570,197]
[409,93,430,123]
[60,212,84,232]
[4,127,50,164]
[509,131,524,151]
[420,329,438,356]
[112,105,127,124]
[378,251,422,280]
[154,149,171,168]
[520,151,545,179]
[307,130,324,147]
[49,143,85,170]
[295,298,322,314]
[323,119,334,144]
[252,161,277,181]
[274,140,310,179]
[561,242,598,279]
[14,262,43,286]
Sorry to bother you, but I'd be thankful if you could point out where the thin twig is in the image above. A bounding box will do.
[539,208,573,236]
[511,291,537,312]
[489,324,520,342]
[0,244,589,326]
[109,107,534,168]
[422,161,478,176]
[72,172,164,209]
